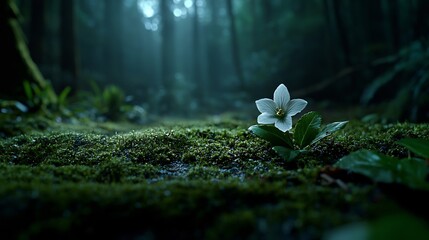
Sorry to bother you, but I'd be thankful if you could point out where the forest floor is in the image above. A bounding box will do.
[1,113,429,239]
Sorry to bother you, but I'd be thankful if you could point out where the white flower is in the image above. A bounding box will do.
[255,84,308,132]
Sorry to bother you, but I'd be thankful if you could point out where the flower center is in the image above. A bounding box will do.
[275,108,285,118]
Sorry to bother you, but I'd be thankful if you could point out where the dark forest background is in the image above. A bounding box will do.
[4,0,429,121]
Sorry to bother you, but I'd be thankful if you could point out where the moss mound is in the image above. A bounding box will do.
[0,117,428,239]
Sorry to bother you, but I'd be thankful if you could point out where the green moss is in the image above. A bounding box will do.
[0,117,428,238]
[310,121,429,165]
[0,163,95,183]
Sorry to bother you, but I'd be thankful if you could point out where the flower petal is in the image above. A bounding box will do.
[286,99,308,116]
[273,84,290,110]
[257,112,277,124]
[275,116,292,132]
[255,98,276,114]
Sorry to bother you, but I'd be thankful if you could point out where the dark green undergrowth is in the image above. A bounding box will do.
[0,117,428,239]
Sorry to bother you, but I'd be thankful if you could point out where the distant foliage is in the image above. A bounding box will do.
[90,82,127,121]
[361,40,429,122]
[23,81,71,115]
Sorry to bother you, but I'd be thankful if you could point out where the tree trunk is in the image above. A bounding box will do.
[193,1,205,106]
[322,0,339,71]
[226,0,245,89]
[29,0,45,65]
[413,0,429,39]
[251,0,260,51]
[60,0,79,92]
[0,0,46,100]
[330,0,351,67]
[386,0,400,51]
[159,0,175,114]
[206,0,221,97]
[261,1,272,23]
[104,0,123,85]
[324,0,358,100]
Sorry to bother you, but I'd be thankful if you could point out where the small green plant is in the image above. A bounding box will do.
[93,84,126,121]
[249,84,348,161]
[23,80,71,113]
[335,138,429,190]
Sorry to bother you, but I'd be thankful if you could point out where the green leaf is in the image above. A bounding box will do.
[311,121,348,145]
[334,150,429,190]
[361,69,399,104]
[32,84,42,97]
[293,111,322,149]
[272,146,303,161]
[89,80,102,96]
[58,86,72,106]
[43,83,58,104]
[325,212,429,240]
[248,125,293,148]
[397,138,429,159]
[23,81,33,100]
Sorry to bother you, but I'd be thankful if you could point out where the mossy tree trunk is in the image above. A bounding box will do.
[0,0,46,100]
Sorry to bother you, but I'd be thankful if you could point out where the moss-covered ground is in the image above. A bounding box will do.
[1,115,429,239]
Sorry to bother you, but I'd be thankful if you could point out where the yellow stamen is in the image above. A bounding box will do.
[276,108,285,118]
